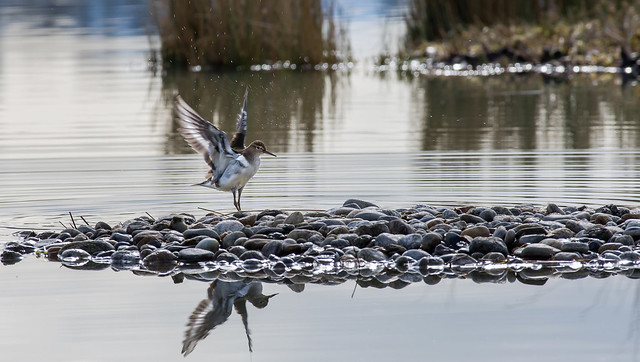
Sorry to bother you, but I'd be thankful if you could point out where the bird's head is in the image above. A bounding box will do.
[250,140,276,157]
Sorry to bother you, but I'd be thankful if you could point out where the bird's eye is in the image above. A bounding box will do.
[256,146,263,150]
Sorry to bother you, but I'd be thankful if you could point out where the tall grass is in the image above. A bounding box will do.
[150,0,348,70]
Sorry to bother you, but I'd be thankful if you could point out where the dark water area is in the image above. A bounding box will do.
[2,1,640,361]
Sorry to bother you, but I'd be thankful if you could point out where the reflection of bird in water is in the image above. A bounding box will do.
[182,280,277,356]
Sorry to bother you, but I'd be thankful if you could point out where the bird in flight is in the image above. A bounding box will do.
[175,88,276,211]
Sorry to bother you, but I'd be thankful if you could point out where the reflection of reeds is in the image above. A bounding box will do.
[162,71,343,154]
[150,0,348,69]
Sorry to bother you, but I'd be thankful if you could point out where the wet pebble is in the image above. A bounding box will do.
[178,248,215,263]
[521,244,559,260]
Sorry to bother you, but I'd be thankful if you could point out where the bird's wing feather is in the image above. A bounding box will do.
[229,87,248,150]
[175,96,236,180]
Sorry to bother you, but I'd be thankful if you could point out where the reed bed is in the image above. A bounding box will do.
[403,0,640,66]
[150,0,348,70]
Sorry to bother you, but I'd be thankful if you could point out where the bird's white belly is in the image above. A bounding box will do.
[215,155,259,191]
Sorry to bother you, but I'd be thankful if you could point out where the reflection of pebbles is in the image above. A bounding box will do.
[182,280,277,356]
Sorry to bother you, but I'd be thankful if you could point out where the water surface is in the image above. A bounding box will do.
[2,1,640,361]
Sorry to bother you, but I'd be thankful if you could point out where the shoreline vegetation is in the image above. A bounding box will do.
[398,0,640,75]
[149,0,349,71]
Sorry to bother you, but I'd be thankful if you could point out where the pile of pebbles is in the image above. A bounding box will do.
[3,199,640,286]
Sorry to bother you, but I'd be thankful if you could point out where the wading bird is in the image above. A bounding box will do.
[176,89,276,211]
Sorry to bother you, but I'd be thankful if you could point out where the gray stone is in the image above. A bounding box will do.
[239,250,265,260]
[183,228,219,240]
[420,233,442,253]
[479,208,497,222]
[354,211,387,221]
[624,227,640,240]
[397,233,423,249]
[469,237,508,256]
[354,222,390,237]
[288,229,323,241]
[549,227,574,239]
[196,237,220,253]
[388,219,416,235]
[583,226,613,241]
[521,244,559,260]
[111,232,132,243]
[402,249,431,260]
[214,220,245,234]
[561,241,589,254]
[262,240,285,257]
[343,199,378,209]
[111,250,140,265]
[222,231,246,248]
[460,213,485,224]
[461,225,490,238]
[58,240,114,256]
[373,233,401,248]
[357,248,388,262]
[284,211,305,225]
[178,248,215,263]
[142,249,177,266]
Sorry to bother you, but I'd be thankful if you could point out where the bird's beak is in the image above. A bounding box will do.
[264,150,277,157]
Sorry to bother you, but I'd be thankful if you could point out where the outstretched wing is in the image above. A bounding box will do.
[175,96,236,180]
[229,87,248,150]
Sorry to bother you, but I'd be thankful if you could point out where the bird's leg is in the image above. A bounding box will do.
[232,188,239,211]
[236,187,244,211]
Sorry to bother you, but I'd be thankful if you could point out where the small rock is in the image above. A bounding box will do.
[479,208,497,222]
[373,233,401,248]
[288,229,323,241]
[354,211,388,221]
[262,240,285,257]
[59,240,114,256]
[388,219,416,235]
[461,225,490,238]
[343,199,378,209]
[469,237,508,256]
[222,231,246,248]
[183,228,219,240]
[420,233,442,252]
[521,244,559,260]
[354,222,389,237]
[598,243,623,253]
[196,237,220,253]
[142,249,177,266]
[111,250,140,265]
[545,203,564,215]
[239,250,265,260]
[561,241,589,254]
[396,233,423,249]
[283,212,305,225]
[357,248,387,262]
[214,220,245,234]
[178,248,215,263]
[460,213,485,224]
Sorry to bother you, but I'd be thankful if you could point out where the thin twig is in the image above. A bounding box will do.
[80,216,90,226]
[59,221,68,229]
[68,212,77,229]
[145,212,155,222]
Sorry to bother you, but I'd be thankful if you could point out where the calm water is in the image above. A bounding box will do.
[2,1,640,361]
